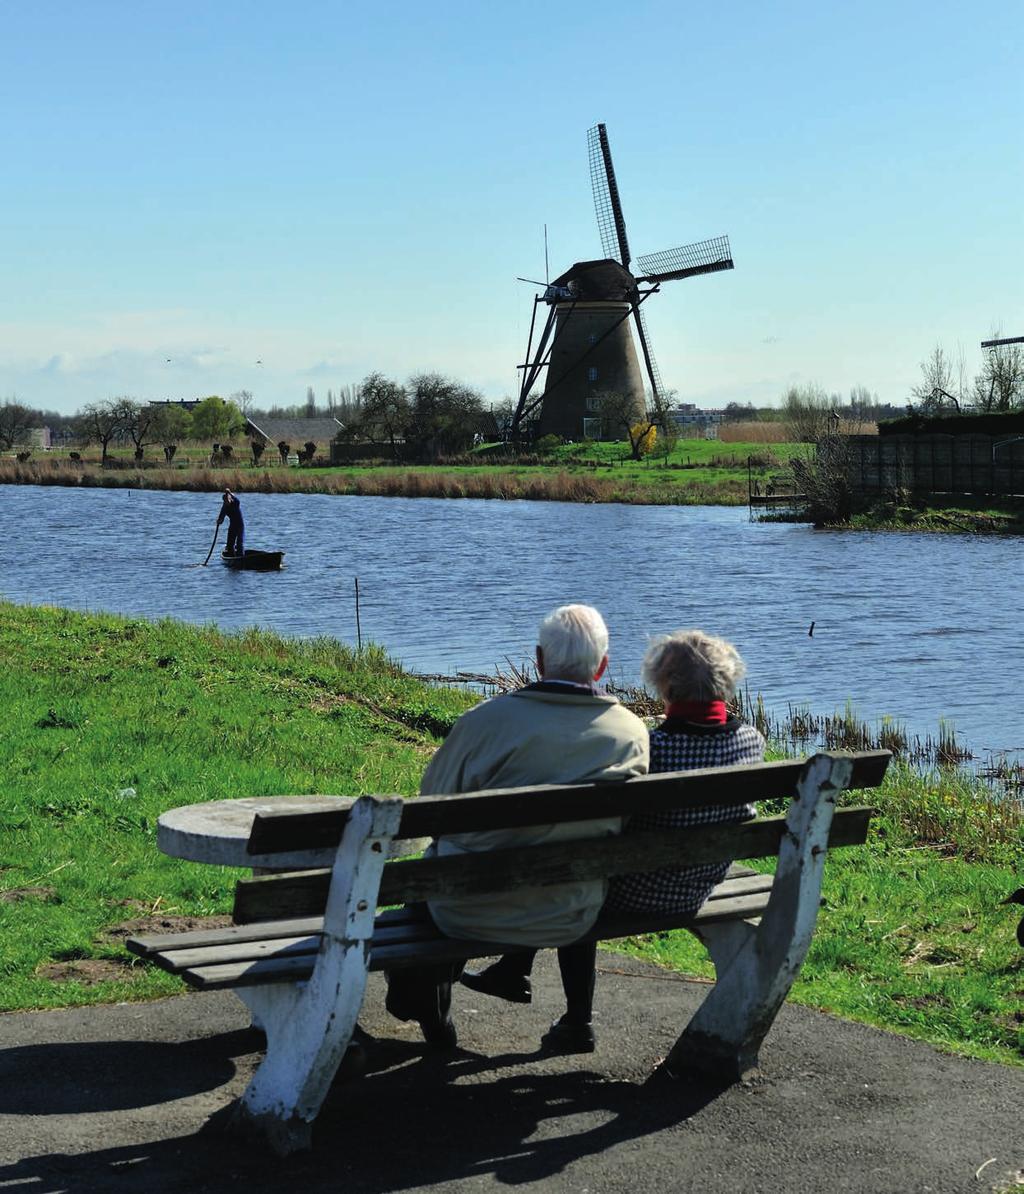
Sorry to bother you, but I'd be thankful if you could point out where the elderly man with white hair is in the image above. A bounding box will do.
[385,603,648,1053]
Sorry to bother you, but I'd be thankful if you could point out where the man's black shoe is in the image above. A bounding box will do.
[540,1017,596,1055]
[384,983,417,1023]
[461,965,533,1005]
[418,1009,458,1050]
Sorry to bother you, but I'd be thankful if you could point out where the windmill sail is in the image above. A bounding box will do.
[637,236,734,283]
[587,124,631,268]
[633,303,665,401]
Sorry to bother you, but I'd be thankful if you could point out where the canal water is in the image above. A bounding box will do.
[1,484,1020,760]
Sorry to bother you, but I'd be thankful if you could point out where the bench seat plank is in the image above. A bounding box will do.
[126,917,325,957]
[168,888,778,990]
[128,871,779,989]
[127,870,774,974]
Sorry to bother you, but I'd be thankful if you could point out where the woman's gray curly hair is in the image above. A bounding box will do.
[641,629,746,703]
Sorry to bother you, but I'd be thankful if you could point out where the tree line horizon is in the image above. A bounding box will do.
[2,335,1021,459]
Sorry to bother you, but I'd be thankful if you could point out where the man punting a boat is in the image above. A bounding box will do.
[217,489,245,557]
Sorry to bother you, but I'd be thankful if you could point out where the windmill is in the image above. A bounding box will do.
[511,123,734,442]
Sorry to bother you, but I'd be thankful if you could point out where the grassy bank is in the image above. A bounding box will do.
[0,439,808,506]
[847,494,1024,535]
[0,602,473,1011]
[1,603,1020,1066]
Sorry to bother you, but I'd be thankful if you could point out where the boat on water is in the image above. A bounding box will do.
[221,549,285,571]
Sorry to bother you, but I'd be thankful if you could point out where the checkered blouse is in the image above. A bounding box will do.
[605,717,766,915]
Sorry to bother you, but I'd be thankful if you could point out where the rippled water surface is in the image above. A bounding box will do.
[2,484,1021,758]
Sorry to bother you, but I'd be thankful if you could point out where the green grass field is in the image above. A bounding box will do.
[0,602,1020,1065]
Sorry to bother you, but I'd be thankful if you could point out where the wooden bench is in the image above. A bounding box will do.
[127,749,890,1155]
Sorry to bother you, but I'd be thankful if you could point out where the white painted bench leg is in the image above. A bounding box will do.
[665,753,854,1081]
[692,917,758,976]
[230,795,404,1155]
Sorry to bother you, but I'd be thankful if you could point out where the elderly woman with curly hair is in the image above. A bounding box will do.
[605,627,765,915]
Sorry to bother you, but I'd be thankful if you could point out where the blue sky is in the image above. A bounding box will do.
[2,0,1021,415]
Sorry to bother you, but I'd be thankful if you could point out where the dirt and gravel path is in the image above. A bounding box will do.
[1,952,1021,1194]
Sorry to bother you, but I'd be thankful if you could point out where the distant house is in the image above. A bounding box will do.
[244,416,345,458]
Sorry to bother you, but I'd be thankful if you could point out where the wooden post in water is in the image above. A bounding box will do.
[354,577,362,652]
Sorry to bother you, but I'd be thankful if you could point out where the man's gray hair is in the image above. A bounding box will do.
[641,629,746,703]
[538,604,609,684]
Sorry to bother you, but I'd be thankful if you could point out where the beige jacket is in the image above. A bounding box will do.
[421,684,649,947]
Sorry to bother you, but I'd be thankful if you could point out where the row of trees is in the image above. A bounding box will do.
[0,395,247,461]
[77,395,247,462]
[719,388,902,427]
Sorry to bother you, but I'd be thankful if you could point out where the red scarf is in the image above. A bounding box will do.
[665,699,728,725]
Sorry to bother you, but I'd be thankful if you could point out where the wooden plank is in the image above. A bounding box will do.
[233,807,873,924]
[135,872,774,977]
[126,917,324,957]
[183,887,782,989]
[245,751,891,855]
[702,872,774,901]
[148,933,322,973]
[184,953,320,990]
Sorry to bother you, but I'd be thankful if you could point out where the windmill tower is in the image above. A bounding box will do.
[512,123,734,441]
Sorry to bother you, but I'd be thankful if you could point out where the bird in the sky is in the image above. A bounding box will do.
[256,359,263,366]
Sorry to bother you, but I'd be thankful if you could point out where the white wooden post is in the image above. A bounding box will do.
[666,753,854,1080]
[232,794,403,1155]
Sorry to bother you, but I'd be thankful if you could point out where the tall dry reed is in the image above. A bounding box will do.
[0,459,752,505]
[719,422,790,443]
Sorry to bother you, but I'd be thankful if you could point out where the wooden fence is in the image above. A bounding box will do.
[846,434,1024,496]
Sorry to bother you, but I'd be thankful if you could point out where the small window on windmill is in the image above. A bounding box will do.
[587,366,599,382]
[588,333,597,345]
[583,417,603,439]
[586,396,603,412]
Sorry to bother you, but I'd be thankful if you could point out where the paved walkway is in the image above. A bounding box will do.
[1,952,1021,1193]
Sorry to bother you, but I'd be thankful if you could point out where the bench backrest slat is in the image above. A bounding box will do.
[245,750,891,856]
[232,805,874,924]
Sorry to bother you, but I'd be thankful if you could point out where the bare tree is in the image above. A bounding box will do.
[591,389,663,459]
[0,400,36,451]
[974,332,1024,412]
[790,435,857,525]
[911,344,960,413]
[121,399,161,461]
[231,390,255,417]
[784,383,834,442]
[847,385,880,422]
[77,399,131,464]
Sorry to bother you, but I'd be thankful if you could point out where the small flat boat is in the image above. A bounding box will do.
[221,549,285,571]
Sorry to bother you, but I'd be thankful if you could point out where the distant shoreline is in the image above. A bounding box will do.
[6,457,1023,533]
